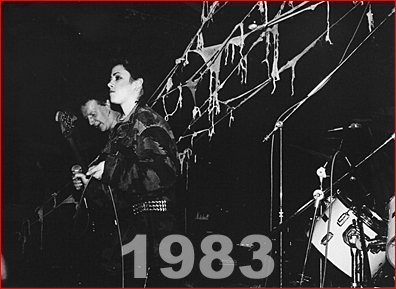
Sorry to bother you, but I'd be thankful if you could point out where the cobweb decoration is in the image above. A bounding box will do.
[201,1,219,25]
[175,2,327,134]
[145,1,389,171]
[163,85,183,121]
[173,2,324,145]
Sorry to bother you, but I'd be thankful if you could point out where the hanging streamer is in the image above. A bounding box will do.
[166,77,173,92]
[178,148,193,175]
[51,193,57,208]
[192,106,202,120]
[228,110,234,127]
[270,24,280,93]
[36,206,44,250]
[258,1,265,14]
[197,32,205,50]
[366,4,374,32]
[21,218,31,255]
[201,1,209,23]
[325,2,333,44]
[191,44,223,125]
[259,2,271,79]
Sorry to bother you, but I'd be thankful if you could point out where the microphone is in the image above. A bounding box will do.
[71,165,83,191]
[327,122,362,132]
[55,111,62,122]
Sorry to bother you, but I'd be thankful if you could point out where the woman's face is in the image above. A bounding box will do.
[107,64,134,105]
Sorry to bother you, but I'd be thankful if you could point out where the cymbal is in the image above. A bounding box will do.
[351,107,394,134]
[354,118,394,135]
[288,144,335,162]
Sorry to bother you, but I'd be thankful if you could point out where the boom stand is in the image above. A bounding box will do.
[269,121,285,288]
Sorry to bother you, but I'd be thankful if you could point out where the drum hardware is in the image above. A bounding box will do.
[350,246,363,288]
[288,273,312,286]
[323,152,374,287]
[346,221,365,287]
[385,196,395,268]
[312,192,387,283]
[342,220,364,249]
[366,236,387,254]
[347,169,376,287]
[303,140,391,287]
[270,132,395,248]
[266,109,393,288]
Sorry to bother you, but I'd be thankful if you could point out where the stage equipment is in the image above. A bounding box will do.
[311,192,387,278]
[386,195,395,268]
[270,133,395,235]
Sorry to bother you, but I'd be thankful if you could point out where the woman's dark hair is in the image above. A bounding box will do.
[76,56,150,112]
[110,57,152,105]
[109,58,144,81]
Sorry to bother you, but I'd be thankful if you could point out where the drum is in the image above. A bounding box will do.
[386,196,395,267]
[311,193,387,277]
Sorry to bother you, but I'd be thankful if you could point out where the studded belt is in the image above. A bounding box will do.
[131,200,168,215]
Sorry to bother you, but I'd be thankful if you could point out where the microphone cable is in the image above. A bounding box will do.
[73,157,125,287]
[320,150,340,287]
[106,185,125,288]
[72,175,94,237]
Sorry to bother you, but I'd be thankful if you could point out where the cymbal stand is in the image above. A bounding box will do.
[299,162,328,287]
[299,189,324,287]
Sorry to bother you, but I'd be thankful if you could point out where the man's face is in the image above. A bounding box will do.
[81,100,112,132]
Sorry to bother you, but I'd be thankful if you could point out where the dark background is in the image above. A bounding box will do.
[1,1,394,287]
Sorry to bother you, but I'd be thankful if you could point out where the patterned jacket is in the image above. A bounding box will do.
[97,105,180,208]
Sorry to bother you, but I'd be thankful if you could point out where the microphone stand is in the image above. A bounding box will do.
[299,189,324,287]
[268,121,285,287]
[278,122,284,288]
[255,116,287,288]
